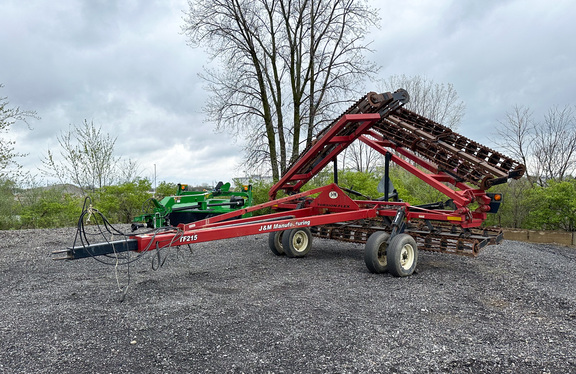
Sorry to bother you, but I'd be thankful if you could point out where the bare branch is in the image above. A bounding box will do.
[183,0,380,180]
[380,74,465,130]
[493,105,534,180]
[40,120,122,193]
[532,105,576,184]
[0,84,39,180]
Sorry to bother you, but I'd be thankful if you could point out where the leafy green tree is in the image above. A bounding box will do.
[305,167,335,191]
[270,165,450,206]
[155,181,178,199]
[250,180,275,207]
[388,167,448,206]
[95,179,153,223]
[336,170,382,200]
[524,179,576,231]
[484,178,532,228]
[18,187,83,229]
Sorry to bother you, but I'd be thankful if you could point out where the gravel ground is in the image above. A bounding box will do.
[0,227,575,373]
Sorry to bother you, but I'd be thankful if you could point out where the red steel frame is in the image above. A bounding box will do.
[132,182,490,253]
[358,133,492,225]
[126,112,494,253]
[270,113,383,198]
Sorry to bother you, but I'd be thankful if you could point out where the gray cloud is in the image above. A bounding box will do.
[1,0,243,185]
[373,0,576,143]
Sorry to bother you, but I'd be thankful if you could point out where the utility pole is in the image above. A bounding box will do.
[153,164,157,197]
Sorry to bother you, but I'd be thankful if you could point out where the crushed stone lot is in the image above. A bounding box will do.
[0,227,575,373]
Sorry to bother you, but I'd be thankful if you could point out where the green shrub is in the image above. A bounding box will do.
[484,178,532,228]
[523,179,576,231]
[94,179,153,223]
[155,181,178,199]
[19,187,83,229]
[0,179,19,229]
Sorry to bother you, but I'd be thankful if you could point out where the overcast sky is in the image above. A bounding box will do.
[1,0,575,186]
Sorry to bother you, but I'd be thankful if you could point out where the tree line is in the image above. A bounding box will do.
[0,178,179,230]
[1,167,575,232]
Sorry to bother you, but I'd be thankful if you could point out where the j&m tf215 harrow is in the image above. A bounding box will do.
[53,89,525,277]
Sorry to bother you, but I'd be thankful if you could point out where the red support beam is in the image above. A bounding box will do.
[269,113,382,199]
[359,135,473,208]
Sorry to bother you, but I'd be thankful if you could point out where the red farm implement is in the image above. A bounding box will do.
[53,89,525,277]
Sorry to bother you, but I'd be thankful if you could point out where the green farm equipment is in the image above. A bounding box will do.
[131,181,253,230]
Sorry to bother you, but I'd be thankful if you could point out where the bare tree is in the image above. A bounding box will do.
[0,84,38,180]
[494,105,534,181]
[117,158,144,184]
[495,104,576,186]
[505,178,532,229]
[42,120,121,193]
[532,105,576,184]
[182,0,379,181]
[380,74,465,129]
[342,140,381,173]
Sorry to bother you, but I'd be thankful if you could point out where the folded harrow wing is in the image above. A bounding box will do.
[54,89,525,277]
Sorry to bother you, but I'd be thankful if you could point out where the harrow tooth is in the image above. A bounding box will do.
[371,109,525,189]
[312,219,503,257]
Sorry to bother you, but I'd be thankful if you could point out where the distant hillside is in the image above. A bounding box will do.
[40,184,84,195]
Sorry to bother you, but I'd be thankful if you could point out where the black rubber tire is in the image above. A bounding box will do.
[268,231,285,256]
[364,231,390,274]
[281,228,312,258]
[387,234,418,277]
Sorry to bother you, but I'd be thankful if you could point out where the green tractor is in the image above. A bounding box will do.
[132,181,253,231]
